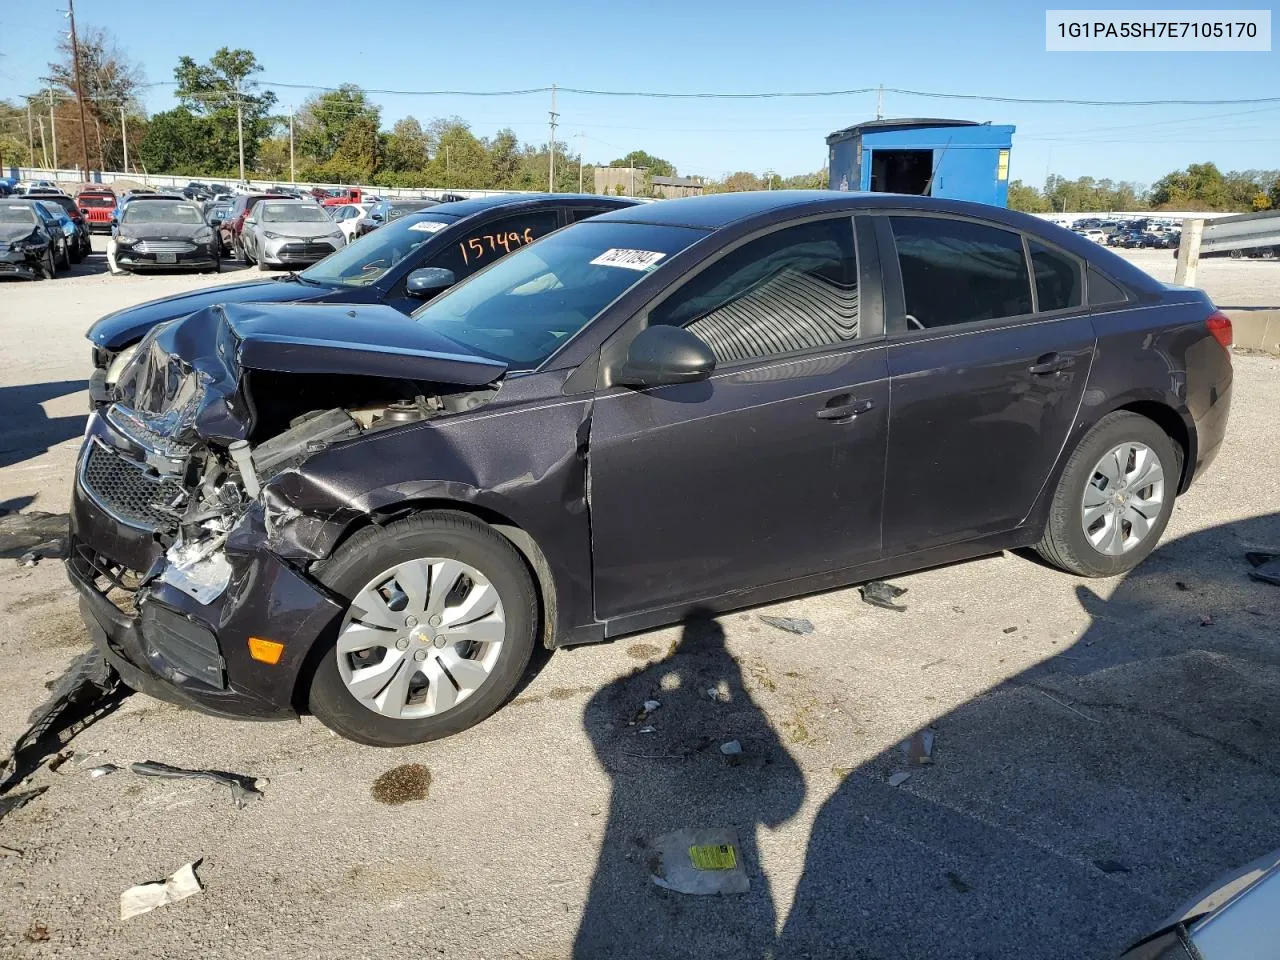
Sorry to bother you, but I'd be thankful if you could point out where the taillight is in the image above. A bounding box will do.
[1206,310,1233,349]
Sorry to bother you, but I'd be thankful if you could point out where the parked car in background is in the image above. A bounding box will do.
[76,189,118,233]
[34,200,85,264]
[110,197,220,274]
[15,179,61,195]
[1077,228,1106,244]
[205,201,234,252]
[183,181,212,201]
[29,191,92,259]
[85,194,638,400]
[240,199,347,270]
[320,187,367,206]
[327,202,370,242]
[355,197,440,237]
[221,192,293,259]
[0,199,69,279]
[68,191,1233,745]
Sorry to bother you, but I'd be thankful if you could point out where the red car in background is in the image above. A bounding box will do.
[75,190,118,233]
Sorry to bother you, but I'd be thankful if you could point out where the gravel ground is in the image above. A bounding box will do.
[0,239,1278,959]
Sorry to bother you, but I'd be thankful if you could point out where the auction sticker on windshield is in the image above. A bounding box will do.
[590,248,667,271]
[408,221,448,233]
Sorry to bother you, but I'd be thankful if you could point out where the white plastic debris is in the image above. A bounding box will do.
[888,771,912,787]
[650,828,749,895]
[719,740,743,756]
[642,700,661,714]
[120,862,204,920]
[89,764,120,779]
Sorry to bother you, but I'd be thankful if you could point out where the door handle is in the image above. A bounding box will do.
[816,397,875,421]
[1028,353,1075,375]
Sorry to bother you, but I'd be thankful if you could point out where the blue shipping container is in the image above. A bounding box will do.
[827,119,1016,207]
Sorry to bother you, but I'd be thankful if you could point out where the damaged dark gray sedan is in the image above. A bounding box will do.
[68,192,1233,745]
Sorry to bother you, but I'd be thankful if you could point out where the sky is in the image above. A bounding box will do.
[1,0,1277,189]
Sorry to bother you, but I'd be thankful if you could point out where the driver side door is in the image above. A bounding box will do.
[588,215,889,624]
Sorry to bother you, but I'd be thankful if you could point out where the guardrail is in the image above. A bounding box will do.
[1174,210,1280,286]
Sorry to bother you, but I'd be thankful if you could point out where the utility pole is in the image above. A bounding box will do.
[68,0,91,176]
[37,116,49,169]
[628,160,634,197]
[26,101,35,166]
[289,111,295,183]
[578,131,584,193]
[120,104,128,172]
[875,84,884,120]
[48,90,57,170]
[548,83,558,192]
[236,82,245,184]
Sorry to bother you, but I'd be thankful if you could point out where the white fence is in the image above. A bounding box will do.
[4,166,527,201]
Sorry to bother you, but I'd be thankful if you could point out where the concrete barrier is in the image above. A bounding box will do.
[1224,309,1280,356]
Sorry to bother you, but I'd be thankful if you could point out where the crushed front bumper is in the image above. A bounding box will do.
[67,415,345,720]
[0,246,44,278]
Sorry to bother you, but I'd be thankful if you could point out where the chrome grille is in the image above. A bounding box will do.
[277,240,336,257]
[81,442,185,530]
[134,240,197,253]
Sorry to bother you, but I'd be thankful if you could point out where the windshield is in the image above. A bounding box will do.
[412,221,707,370]
[387,201,434,220]
[78,194,115,207]
[0,204,37,225]
[300,212,458,286]
[261,203,328,223]
[122,201,204,225]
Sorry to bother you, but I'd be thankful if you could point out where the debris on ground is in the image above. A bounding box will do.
[1002,626,1019,634]
[0,787,47,822]
[637,726,656,734]
[0,510,70,562]
[89,763,120,778]
[370,763,431,805]
[649,828,750,895]
[46,750,73,773]
[705,684,731,704]
[888,771,912,787]
[719,740,743,756]
[1246,551,1280,586]
[23,923,50,942]
[129,761,266,809]
[1175,581,1189,591]
[120,862,204,920]
[945,871,972,893]
[1200,614,1214,627]
[0,648,126,795]
[1,843,25,857]
[642,699,662,714]
[1093,859,1131,874]
[860,581,908,612]
[758,615,814,635]
[908,730,935,765]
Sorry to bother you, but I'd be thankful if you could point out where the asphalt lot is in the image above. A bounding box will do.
[1,238,1278,959]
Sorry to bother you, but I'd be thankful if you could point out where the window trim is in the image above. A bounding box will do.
[597,212,878,383]
[873,210,1092,341]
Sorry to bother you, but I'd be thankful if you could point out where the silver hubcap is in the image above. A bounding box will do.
[336,558,506,720]
[1081,441,1165,556]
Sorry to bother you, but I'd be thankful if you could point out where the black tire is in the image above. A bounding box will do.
[40,247,56,279]
[238,240,254,264]
[306,511,539,746]
[70,237,84,264]
[57,240,70,269]
[257,258,272,272]
[1035,412,1181,577]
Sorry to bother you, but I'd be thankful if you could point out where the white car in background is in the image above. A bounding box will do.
[1081,228,1106,244]
[327,203,371,242]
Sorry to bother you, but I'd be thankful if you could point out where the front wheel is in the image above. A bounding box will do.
[40,247,56,279]
[307,511,539,746]
[1035,412,1180,577]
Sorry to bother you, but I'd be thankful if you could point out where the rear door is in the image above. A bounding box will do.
[877,213,1095,556]
[589,215,890,621]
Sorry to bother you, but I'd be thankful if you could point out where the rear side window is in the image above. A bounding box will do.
[890,216,1032,329]
[1087,266,1129,306]
[1028,240,1083,311]
[651,217,859,364]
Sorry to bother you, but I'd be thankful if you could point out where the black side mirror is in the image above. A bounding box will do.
[615,325,716,388]
[209,217,222,228]
[371,212,384,222]
[406,267,456,298]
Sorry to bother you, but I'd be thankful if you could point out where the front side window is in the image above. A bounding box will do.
[426,210,560,281]
[890,216,1032,329]
[650,217,860,364]
[1028,240,1083,312]
[412,220,706,370]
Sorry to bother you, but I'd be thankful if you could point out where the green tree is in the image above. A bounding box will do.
[46,26,146,171]
[383,116,429,172]
[486,128,521,187]
[173,47,276,176]
[295,85,380,167]
[137,107,219,175]
[610,149,675,177]
[1008,179,1049,213]
[423,118,492,188]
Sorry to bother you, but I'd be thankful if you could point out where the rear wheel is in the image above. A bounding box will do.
[238,239,254,264]
[1035,412,1179,577]
[307,512,538,746]
[69,236,84,264]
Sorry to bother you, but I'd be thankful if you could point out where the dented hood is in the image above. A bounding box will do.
[115,301,507,445]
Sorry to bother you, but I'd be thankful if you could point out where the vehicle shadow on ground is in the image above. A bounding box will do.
[0,380,88,471]
[574,611,804,958]
[575,514,1280,959]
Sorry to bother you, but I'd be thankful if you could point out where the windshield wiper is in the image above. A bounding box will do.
[278,270,321,286]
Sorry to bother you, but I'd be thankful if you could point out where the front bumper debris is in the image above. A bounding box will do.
[0,245,44,279]
[67,412,345,720]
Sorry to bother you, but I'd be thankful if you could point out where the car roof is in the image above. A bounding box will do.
[424,192,637,217]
